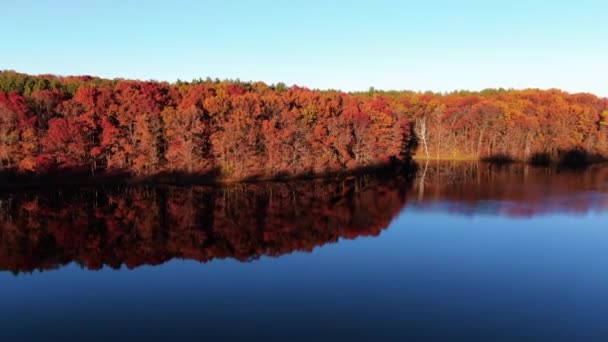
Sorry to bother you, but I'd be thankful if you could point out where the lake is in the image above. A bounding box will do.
[1,162,608,341]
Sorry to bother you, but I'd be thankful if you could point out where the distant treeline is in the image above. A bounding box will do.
[0,71,606,181]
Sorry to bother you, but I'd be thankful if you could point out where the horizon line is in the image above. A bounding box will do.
[2,69,606,99]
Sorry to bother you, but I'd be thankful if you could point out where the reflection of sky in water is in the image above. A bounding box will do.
[2,209,608,341]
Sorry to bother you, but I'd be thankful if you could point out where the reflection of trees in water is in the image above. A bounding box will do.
[410,162,608,217]
[0,171,414,273]
[1,162,607,274]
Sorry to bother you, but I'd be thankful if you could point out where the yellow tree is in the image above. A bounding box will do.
[601,110,608,127]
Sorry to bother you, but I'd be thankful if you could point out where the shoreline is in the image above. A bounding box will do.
[2,156,606,192]
[0,161,418,192]
[413,155,608,166]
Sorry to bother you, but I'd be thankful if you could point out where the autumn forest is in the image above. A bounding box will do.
[1,71,607,182]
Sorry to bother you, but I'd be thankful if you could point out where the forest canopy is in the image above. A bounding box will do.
[0,71,606,180]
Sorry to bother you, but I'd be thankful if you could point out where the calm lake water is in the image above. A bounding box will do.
[1,162,608,341]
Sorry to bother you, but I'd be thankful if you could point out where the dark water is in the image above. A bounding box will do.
[1,163,608,341]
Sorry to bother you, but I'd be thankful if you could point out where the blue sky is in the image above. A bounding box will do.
[4,0,607,96]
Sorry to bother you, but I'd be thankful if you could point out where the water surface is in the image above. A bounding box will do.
[1,163,608,341]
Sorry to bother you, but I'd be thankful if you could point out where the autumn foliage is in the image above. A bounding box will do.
[0,71,410,179]
[1,71,607,182]
[404,90,608,162]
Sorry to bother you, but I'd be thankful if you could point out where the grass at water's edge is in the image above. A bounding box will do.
[413,152,608,166]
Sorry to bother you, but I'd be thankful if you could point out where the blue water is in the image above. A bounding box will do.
[1,165,608,341]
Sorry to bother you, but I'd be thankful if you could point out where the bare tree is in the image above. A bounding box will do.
[415,117,430,159]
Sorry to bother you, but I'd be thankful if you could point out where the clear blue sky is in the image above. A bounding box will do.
[4,0,607,96]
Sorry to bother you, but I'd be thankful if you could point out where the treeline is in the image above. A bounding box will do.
[0,173,412,273]
[1,71,607,181]
[0,71,410,179]
[399,89,608,163]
